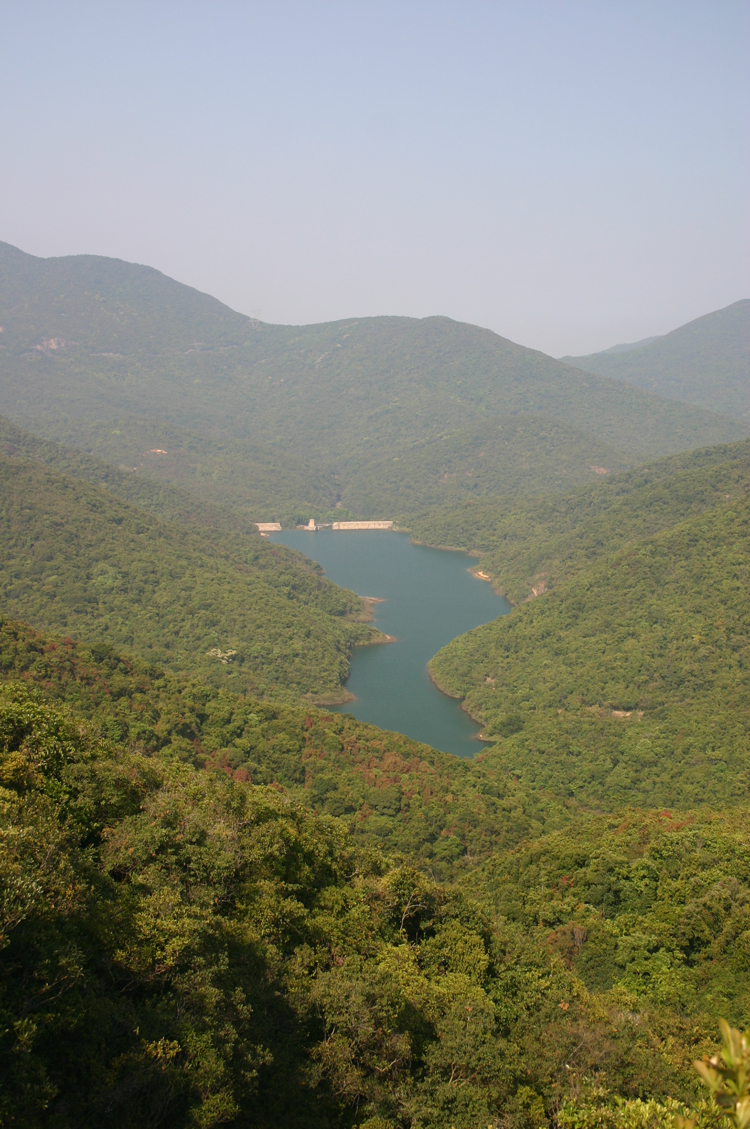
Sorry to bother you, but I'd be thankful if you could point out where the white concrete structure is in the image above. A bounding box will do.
[255,522,282,532]
[332,520,394,530]
[304,518,318,531]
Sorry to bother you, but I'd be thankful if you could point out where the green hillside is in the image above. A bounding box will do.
[0,621,741,1126]
[10,413,342,527]
[0,414,274,536]
[5,678,730,1128]
[0,454,380,700]
[563,300,750,419]
[0,616,555,873]
[340,413,631,514]
[464,808,750,1021]
[429,492,750,811]
[1,243,747,524]
[408,439,750,602]
[4,241,750,1125]
[0,238,251,353]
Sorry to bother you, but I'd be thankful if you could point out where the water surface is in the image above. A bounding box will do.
[270,530,509,756]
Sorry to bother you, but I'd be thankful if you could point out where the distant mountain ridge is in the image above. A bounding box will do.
[1,241,747,520]
[598,334,661,355]
[0,239,251,353]
[562,299,750,418]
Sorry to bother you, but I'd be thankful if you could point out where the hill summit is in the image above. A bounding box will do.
[0,241,747,520]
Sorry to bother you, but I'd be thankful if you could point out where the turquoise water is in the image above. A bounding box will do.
[269,530,509,757]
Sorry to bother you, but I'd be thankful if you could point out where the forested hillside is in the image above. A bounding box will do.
[563,300,749,419]
[1,242,746,523]
[0,617,555,872]
[0,415,270,535]
[2,241,749,1127]
[430,490,750,811]
[1,623,744,1127]
[408,439,750,602]
[339,414,631,514]
[464,808,750,1022]
[2,414,341,528]
[0,238,251,352]
[2,436,748,1124]
[0,454,380,701]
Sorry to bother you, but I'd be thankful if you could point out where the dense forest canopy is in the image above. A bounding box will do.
[1,624,747,1127]
[0,617,555,874]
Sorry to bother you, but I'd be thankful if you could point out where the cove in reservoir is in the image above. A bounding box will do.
[269,530,510,757]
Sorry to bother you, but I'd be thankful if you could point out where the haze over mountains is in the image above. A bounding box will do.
[563,299,750,419]
[1,241,747,523]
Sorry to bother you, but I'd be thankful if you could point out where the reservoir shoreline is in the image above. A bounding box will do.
[269,528,509,757]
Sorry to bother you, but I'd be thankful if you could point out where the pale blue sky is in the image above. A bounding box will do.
[1,1,747,354]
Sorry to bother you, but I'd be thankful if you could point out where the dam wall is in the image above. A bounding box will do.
[332,520,394,530]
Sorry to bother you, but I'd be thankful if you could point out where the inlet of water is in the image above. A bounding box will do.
[269,529,509,757]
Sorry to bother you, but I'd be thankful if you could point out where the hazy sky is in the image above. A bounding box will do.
[1,1,748,355]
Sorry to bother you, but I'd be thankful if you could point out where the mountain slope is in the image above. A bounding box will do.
[0,238,251,353]
[407,438,750,602]
[1,680,718,1126]
[340,413,632,514]
[8,413,342,526]
[0,616,555,870]
[0,243,746,493]
[430,492,750,811]
[0,453,378,699]
[0,414,274,536]
[562,300,750,418]
[464,808,750,1020]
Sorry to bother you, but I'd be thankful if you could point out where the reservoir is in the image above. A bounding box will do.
[269,530,509,757]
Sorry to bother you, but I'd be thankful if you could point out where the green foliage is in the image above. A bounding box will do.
[0,684,341,1125]
[429,489,750,811]
[0,454,379,701]
[558,1089,714,1129]
[462,810,750,1020]
[2,631,747,1124]
[563,301,750,419]
[408,440,750,604]
[1,685,704,1127]
[0,617,556,876]
[562,1017,750,1129]
[340,414,631,515]
[694,1022,750,1129]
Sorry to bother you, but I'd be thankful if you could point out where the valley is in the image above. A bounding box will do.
[0,240,749,1128]
[269,528,509,756]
